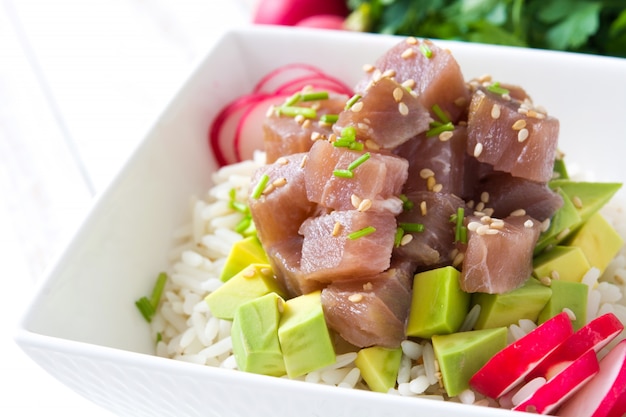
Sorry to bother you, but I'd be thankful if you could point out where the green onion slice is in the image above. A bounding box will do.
[333,169,354,178]
[348,226,376,240]
[399,222,425,233]
[320,114,339,124]
[419,43,433,58]
[431,104,451,124]
[251,174,270,199]
[487,82,510,96]
[347,152,371,171]
[345,94,362,110]
[454,207,467,244]
[426,122,455,138]
[302,91,329,101]
[277,106,317,119]
[394,227,405,247]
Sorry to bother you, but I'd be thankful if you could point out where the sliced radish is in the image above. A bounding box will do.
[557,339,626,417]
[252,0,349,26]
[512,349,599,414]
[526,313,624,382]
[295,14,346,30]
[469,312,574,399]
[252,63,327,94]
[273,74,353,96]
[235,94,288,162]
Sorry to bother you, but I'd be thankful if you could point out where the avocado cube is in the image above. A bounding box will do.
[538,279,588,330]
[533,245,591,283]
[355,346,402,393]
[549,180,622,226]
[278,291,336,378]
[231,293,286,377]
[535,188,581,254]
[220,236,269,282]
[432,327,507,397]
[206,264,286,320]
[472,278,552,329]
[406,266,471,338]
[566,212,624,275]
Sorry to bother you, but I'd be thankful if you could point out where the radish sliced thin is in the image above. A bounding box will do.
[273,74,353,96]
[235,94,288,162]
[253,63,327,94]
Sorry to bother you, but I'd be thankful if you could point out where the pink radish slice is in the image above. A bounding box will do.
[273,74,354,96]
[235,94,289,162]
[557,339,626,417]
[295,14,346,30]
[512,349,599,414]
[209,93,271,166]
[252,0,348,26]
[526,313,624,382]
[470,312,574,399]
[252,64,327,94]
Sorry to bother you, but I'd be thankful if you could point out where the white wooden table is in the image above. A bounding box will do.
[1,0,255,414]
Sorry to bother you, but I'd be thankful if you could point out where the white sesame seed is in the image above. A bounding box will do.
[351,194,362,209]
[365,139,380,150]
[467,221,482,232]
[351,101,364,112]
[475,202,485,212]
[510,208,526,217]
[420,200,427,216]
[362,64,375,73]
[398,102,409,116]
[393,87,404,102]
[550,270,561,280]
[402,79,416,89]
[556,227,570,240]
[272,177,287,187]
[348,293,363,303]
[419,168,435,179]
[426,176,436,190]
[512,119,527,130]
[301,119,312,129]
[491,104,501,119]
[480,191,490,203]
[276,157,288,165]
[524,219,535,228]
[562,307,576,321]
[401,48,415,59]
[310,131,322,141]
[400,234,413,246]
[439,131,454,142]
[517,128,529,142]
[363,282,373,291]
[572,196,583,209]
[357,199,372,212]
[452,252,465,267]
[382,69,396,78]
[332,222,342,236]
[406,37,418,45]
[473,142,484,157]
[433,183,443,193]
[485,228,499,235]
[540,276,552,286]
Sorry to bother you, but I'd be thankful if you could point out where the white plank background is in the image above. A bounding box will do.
[0,0,256,415]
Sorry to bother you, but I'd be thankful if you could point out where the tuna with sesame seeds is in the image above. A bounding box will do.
[460,214,542,294]
[354,38,470,125]
[466,87,560,183]
[332,77,430,149]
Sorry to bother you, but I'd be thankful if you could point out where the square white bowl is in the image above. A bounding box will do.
[15,25,626,417]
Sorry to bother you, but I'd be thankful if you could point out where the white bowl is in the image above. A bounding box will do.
[15,25,626,417]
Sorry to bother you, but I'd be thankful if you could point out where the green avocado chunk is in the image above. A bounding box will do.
[406,266,471,338]
[538,279,588,330]
[549,180,622,226]
[535,188,581,254]
[205,264,286,320]
[533,245,591,283]
[278,290,336,378]
[566,212,624,275]
[432,327,507,397]
[472,278,552,329]
[355,346,402,393]
[231,292,286,377]
[220,236,269,282]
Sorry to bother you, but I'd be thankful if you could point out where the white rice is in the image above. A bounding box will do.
[150,155,626,406]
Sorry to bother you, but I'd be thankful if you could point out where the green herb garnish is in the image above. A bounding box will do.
[399,194,414,211]
[332,169,354,178]
[277,106,317,119]
[135,272,168,323]
[348,152,371,171]
[452,207,468,244]
[345,94,362,110]
[486,82,510,96]
[394,227,405,247]
[251,174,270,199]
[320,114,339,124]
[419,42,433,58]
[399,222,425,233]
[348,226,377,240]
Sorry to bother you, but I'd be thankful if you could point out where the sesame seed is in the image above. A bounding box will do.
[476,224,490,235]
[517,128,529,142]
[485,228,499,235]
[572,196,583,209]
[398,102,409,116]
[294,114,305,124]
[524,219,535,228]
[480,215,492,224]
[562,307,576,321]
[502,93,511,101]
[539,276,552,286]
[357,199,372,212]
[475,202,485,212]
[433,183,443,193]
[556,227,570,241]
[510,208,526,217]
[550,270,560,280]
[401,48,415,59]
[467,221,482,232]
[419,168,435,179]
[400,234,413,246]
[491,104,501,119]
[483,207,495,217]
[473,143,484,157]
[310,131,322,141]
[406,37,418,45]
[452,252,465,267]
[365,139,380,150]
[480,191,490,203]
[512,119,527,130]
[300,155,308,168]
[362,64,375,73]
[454,96,467,107]
[439,131,454,142]
[382,69,396,78]
[302,119,312,129]
[393,87,404,102]
[372,69,382,82]
[426,176,436,190]
[402,79,416,89]
[348,293,363,303]
[332,221,342,236]
[351,101,364,112]
[276,157,288,165]
[328,133,337,142]
[420,200,427,216]
[243,268,256,278]
[272,177,287,188]
[351,194,362,209]
[490,220,505,229]
[467,200,475,209]
[541,218,551,232]
[363,282,373,291]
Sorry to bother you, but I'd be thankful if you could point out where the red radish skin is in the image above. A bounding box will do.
[526,313,624,382]
[252,0,348,26]
[295,14,346,30]
[512,349,599,414]
[470,312,574,399]
[557,339,626,417]
[253,64,327,94]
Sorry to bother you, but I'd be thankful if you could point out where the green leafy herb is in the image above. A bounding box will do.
[486,82,510,96]
[399,194,414,211]
[135,272,168,323]
[252,174,270,199]
[348,226,377,239]
[399,222,425,233]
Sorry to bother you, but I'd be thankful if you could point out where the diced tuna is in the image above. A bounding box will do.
[304,139,408,213]
[466,88,560,183]
[299,209,397,284]
[460,215,542,294]
[263,94,348,163]
[333,77,430,149]
[393,191,466,269]
[472,172,564,221]
[265,238,324,297]
[321,261,413,348]
[355,38,470,124]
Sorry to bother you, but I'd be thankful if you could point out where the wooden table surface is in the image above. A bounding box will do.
[1,0,255,414]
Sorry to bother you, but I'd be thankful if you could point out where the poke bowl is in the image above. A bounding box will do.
[14,25,626,417]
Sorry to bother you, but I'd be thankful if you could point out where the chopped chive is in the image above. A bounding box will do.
[454,207,467,244]
[283,92,302,107]
[348,226,376,240]
[394,227,405,247]
[345,94,362,110]
[252,174,270,199]
[399,222,425,233]
[333,138,354,148]
[426,122,455,138]
[333,169,354,178]
[349,141,364,151]
[320,113,339,124]
[431,104,451,124]
[156,332,162,344]
[150,272,168,307]
[235,215,252,234]
[347,152,371,171]
[135,297,155,322]
[341,126,357,141]
[302,91,329,101]
[419,42,433,58]
[486,82,510,96]
[399,194,414,211]
[278,106,317,119]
